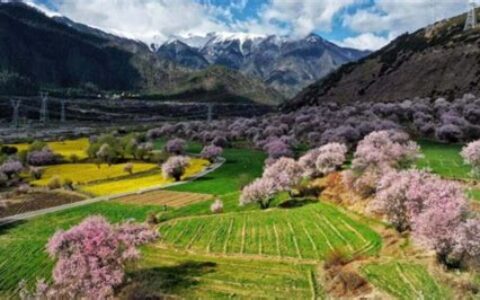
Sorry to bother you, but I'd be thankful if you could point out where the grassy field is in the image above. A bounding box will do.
[417,140,472,180]
[159,202,382,260]
[468,189,480,202]
[81,158,209,196]
[32,162,158,186]
[11,138,89,160]
[121,247,323,299]
[362,261,451,299]
[167,148,266,195]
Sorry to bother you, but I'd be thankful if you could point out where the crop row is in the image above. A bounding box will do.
[158,202,382,260]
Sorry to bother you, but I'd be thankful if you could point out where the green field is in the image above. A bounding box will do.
[468,189,480,202]
[123,247,323,299]
[159,202,381,260]
[362,261,451,299]
[167,148,266,195]
[418,140,472,180]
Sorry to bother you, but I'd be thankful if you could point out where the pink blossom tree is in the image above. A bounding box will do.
[165,138,186,155]
[262,157,303,191]
[344,130,421,196]
[0,160,23,179]
[453,218,480,266]
[263,139,293,160]
[461,140,480,177]
[162,156,190,181]
[315,143,348,175]
[210,198,224,213]
[368,170,434,231]
[200,145,223,162]
[240,177,278,209]
[298,148,322,178]
[26,149,57,166]
[410,180,468,259]
[22,216,158,299]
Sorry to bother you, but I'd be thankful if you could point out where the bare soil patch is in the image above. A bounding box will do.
[114,190,212,207]
[0,190,86,218]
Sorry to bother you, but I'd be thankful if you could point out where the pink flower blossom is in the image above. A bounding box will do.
[240,177,278,209]
[162,156,190,181]
[30,216,158,299]
[461,140,480,177]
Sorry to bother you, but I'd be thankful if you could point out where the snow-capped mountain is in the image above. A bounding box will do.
[157,32,370,96]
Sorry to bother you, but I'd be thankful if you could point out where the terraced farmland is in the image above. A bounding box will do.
[122,247,322,299]
[159,202,382,260]
[115,190,212,207]
[362,262,451,299]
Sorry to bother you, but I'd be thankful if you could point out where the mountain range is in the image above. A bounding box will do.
[284,9,480,110]
[0,1,370,104]
[157,32,370,97]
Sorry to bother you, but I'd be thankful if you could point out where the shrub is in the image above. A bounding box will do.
[29,166,42,180]
[63,178,74,190]
[47,176,62,190]
[123,163,134,175]
[200,145,223,162]
[21,216,158,299]
[162,156,190,181]
[165,138,186,155]
[146,212,159,225]
[315,143,348,175]
[69,154,79,163]
[210,199,224,213]
[240,177,277,209]
[0,172,7,187]
[461,140,480,177]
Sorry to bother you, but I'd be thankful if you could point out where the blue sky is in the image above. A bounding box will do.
[28,0,470,50]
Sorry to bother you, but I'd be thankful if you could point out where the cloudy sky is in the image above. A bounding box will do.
[29,0,472,50]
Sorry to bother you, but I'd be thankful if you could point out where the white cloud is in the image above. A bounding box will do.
[337,33,391,51]
[42,0,360,44]
[344,0,468,37]
[260,0,361,38]
[53,0,228,44]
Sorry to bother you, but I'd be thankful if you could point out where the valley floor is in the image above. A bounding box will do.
[0,142,478,299]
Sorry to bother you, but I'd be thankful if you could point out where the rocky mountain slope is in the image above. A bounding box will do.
[284,10,480,110]
[157,32,369,97]
[0,2,280,105]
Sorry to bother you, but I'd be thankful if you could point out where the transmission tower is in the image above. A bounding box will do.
[60,100,66,123]
[206,104,213,123]
[39,92,49,124]
[465,1,477,31]
[10,99,21,128]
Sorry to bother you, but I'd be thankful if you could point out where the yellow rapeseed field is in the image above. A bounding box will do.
[32,162,158,186]
[12,138,89,160]
[81,158,209,196]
